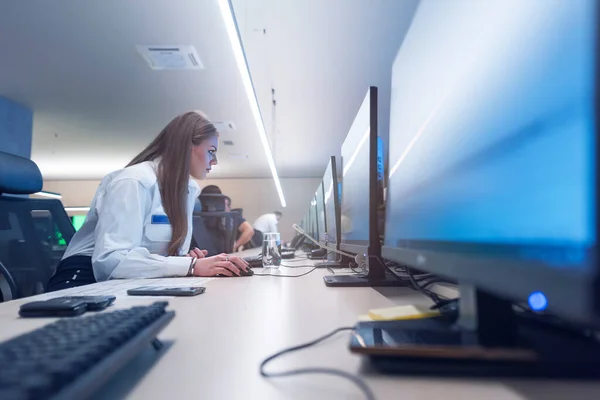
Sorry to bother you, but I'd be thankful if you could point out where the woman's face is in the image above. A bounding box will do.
[190,136,219,180]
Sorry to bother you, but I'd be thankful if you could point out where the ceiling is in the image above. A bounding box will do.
[232,0,419,177]
[0,0,418,181]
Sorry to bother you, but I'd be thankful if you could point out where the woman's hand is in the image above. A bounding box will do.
[192,253,250,277]
[187,248,208,258]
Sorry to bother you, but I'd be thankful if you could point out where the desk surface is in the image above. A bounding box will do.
[1,251,599,400]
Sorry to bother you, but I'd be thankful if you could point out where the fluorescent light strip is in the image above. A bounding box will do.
[64,207,90,212]
[217,0,286,208]
[33,191,62,199]
[343,127,370,177]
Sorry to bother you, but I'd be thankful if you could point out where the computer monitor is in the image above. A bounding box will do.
[324,156,341,248]
[299,212,307,232]
[324,87,400,287]
[309,197,318,241]
[378,0,600,369]
[292,211,309,249]
[315,181,327,245]
[71,215,86,231]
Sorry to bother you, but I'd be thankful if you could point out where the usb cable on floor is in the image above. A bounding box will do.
[259,327,376,400]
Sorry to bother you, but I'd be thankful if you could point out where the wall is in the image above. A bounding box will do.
[0,97,33,158]
[42,177,321,242]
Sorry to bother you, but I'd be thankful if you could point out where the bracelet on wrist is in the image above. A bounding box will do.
[187,257,198,276]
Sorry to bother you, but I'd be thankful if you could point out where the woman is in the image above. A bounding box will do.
[47,111,249,292]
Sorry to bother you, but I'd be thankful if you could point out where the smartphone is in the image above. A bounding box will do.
[58,295,116,311]
[19,298,88,318]
[127,286,206,297]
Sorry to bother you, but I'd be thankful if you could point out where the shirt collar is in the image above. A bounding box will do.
[188,178,201,197]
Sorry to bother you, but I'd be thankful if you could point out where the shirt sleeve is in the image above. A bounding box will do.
[270,215,279,234]
[91,178,191,281]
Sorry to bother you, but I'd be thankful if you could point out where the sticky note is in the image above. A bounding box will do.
[367,304,440,321]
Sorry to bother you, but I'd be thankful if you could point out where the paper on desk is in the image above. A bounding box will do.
[367,304,440,321]
[34,277,214,300]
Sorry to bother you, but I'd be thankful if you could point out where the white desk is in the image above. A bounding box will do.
[1,252,599,400]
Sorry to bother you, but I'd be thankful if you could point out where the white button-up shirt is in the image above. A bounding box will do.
[63,160,201,281]
[252,213,279,234]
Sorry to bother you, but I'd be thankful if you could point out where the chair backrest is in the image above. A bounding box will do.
[0,151,75,300]
[0,151,43,196]
[192,216,218,256]
[198,194,227,212]
[195,212,237,255]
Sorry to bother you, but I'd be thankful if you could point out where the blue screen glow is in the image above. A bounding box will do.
[384,0,596,269]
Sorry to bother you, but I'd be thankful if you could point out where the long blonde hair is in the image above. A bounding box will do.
[128,111,218,255]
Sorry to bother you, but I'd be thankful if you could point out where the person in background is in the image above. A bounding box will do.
[253,211,282,235]
[199,185,254,250]
[46,111,249,292]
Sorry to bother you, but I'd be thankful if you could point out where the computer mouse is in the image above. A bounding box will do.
[216,268,254,277]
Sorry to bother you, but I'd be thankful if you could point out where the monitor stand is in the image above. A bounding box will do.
[314,253,352,269]
[350,284,600,378]
[323,255,407,287]
[314,261,348,268]
[309,248,328,260]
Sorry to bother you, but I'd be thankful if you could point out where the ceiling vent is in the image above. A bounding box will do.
[136,45,204,70]
[223,140,234,146]
[213,121,236,132]
[227,153,248,159]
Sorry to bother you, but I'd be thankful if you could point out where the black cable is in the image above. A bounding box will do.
[420,278,451,289]
[283,257,311,262]
[405,266,442,305]
[254,267,318,278]
[281,264,315,269]
[259,327,376,400]
[327,265,366,275]
[378,257,404,281]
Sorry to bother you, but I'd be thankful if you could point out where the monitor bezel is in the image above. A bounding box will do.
[316,180,327,245]
[324,156,342,249]
[382,244,597,325]
[340,86,381,258]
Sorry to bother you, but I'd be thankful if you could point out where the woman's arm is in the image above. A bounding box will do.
[92,178,191,281]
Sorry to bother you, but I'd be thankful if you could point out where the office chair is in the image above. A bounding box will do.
[191,216,218,256]
[196,212,237,255]
[0,151,75,299]
[0,260,17,302]
[198,194,227,212]
[193,194,237,254]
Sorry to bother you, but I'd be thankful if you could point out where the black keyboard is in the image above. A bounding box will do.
[0,301,174,400]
